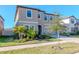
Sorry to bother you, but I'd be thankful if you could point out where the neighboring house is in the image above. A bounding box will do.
[75,20,79,31]
[62,16,77,33]
[0,16,4,35]
[14,6,58,35]
[2,28,14,36]
[14,6,78,35]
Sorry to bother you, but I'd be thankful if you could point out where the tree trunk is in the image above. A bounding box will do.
[20,33,23,40]
[57,31,60,38]
[18,33,21,39]
[19,33,23,40]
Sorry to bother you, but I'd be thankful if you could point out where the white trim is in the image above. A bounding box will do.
[14,19,19,26]
[18,21,38,24]
[26,9,32,19]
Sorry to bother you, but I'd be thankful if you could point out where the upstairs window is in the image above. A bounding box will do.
[50,16,52,20]
[44,16,47,20]
[38,14,41,18]
[27,10,32,17]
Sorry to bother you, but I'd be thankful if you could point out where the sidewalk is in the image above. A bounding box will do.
[0,41,69,52]
[0,37,79,52]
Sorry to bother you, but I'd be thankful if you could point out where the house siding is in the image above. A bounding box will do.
[15,6,57,35]
[15,6,78,36]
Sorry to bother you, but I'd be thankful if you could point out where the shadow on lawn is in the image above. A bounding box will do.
[0,36,14,43]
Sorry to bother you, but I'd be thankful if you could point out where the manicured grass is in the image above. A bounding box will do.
[0,43,79,54]
[0,36,60,47]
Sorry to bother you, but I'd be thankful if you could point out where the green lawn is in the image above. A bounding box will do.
[0,36,60,47]
[0,43,79,54]
[71,35,79,38]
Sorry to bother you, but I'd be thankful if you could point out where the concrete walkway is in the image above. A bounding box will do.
[0,37,79,52]
[0,41,70,52]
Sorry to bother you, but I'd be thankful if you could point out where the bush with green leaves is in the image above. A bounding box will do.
[76,31,79,35]
[39,34,52,39]
[14,26,37,41]
[49,14,66,38]
[61,32,70,36]
[13,26,26,39]
[69,32,76,35]
[14,38,31,43]
[25,27,37,40]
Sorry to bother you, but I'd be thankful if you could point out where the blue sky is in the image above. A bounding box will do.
[0,5,79,29]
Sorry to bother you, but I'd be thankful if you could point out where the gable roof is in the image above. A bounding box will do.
[17,5,45,12]
[62,16,77,20]
[14,5,59,21]
[0,15,4,21]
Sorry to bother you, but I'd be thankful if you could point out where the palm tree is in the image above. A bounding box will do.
[13,26,26,39]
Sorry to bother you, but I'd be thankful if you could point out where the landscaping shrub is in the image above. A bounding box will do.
[46,38,57,41]
[61,32,70,36]
[14,38,34,43]
[39,34,52,39]
[15,39,26,43]
[0,36,14,43]
[69,32,76,35]
[26,28,37,40]
[76,31,79,35]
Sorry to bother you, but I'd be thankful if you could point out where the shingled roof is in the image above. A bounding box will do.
[0,15,4,21]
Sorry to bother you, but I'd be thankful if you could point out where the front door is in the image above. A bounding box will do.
[38,25,42,35]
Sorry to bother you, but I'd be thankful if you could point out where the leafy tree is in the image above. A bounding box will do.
[50,15,65,38]
[26,27,36,40]
[14,25,37,40]
[13,26,26,39]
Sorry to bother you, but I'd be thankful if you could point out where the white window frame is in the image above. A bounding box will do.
[26,10,32,19]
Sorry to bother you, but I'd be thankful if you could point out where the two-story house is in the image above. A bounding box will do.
[0,16,4,35]
[14,6,78,36]
[62,16,77,33]
[14,6,58,35]
[75,19,79,31]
